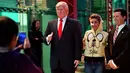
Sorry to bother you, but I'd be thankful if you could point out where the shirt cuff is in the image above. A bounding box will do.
[112,60,118,67]
[46,37,50,44]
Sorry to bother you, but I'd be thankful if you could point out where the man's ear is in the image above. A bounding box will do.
[123,16,126,21]
[8,36,18,50]
[13,36,18,46]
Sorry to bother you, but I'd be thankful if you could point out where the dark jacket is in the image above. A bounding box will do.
[105,25,130,73]
[0,51,42,73]
[29,30,43,53]
[28,28,44,67]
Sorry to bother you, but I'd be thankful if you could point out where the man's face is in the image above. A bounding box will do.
[90,18,100,31]
[113,12,126,26]
[35,21,40,30]
[56,6,68,19]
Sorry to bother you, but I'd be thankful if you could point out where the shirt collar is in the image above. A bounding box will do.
[0,47,9,53]
[118,23,126,30]
[58,16,67,22]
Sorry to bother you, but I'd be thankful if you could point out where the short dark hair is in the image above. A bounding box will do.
[114,8,127,21]
[0,16,18,47]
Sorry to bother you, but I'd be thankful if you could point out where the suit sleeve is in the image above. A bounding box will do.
[28,31,35,42]
[43,21,51,45]
[105,32,112,63]
[74,21,82,60]
[28,31,44,44]
[38,31,44,43]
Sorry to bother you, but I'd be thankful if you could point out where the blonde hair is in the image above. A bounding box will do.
[56,1,69,14]
[89,13,103,31]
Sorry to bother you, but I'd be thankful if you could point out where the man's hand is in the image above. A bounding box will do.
[23,38,31,49]
[74,60,79,68]
[108,60,119,69]
[47,32,53,43]
[35,38,39,40]
[17,44,23,49]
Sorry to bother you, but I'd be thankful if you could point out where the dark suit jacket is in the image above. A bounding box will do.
[105,25,130,73]
[43,17,82,70]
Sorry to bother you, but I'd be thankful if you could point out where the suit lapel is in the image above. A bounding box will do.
[62,17,69,36]
[115,25,127,43]
[111,25,127,54]
[53,19,59,39]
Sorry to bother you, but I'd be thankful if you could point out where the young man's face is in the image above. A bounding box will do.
[90,18,100,31]
[113,12,126,26]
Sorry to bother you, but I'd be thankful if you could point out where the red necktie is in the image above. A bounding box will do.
[58,19,62,38]
[113,26,119,43]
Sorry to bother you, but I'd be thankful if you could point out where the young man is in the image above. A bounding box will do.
[0,16,42,73]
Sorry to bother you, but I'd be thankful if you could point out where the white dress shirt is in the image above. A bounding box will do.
[117,23,126,36]
[57,16,67,31]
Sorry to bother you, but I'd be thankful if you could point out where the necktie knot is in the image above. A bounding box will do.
[116,26,119,30]
[60,19,63,22]
[113,25,119,43]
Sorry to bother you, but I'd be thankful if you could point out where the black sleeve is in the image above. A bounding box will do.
[28,31,35,42]
[28,31,43,45]
[74,20,82,60]
[14,48,21,53]
[18,54,42,73]
[39,31,44,43]
[24,49,39,67]
[43,21,52,45]
[105,32,112,63]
